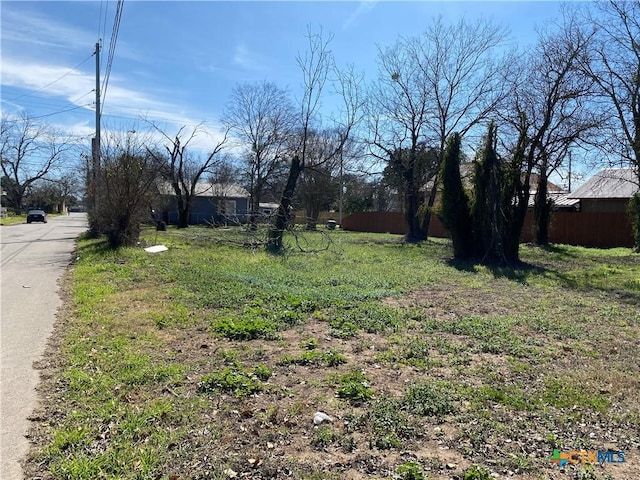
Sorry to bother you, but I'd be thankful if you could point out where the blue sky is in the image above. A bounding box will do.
[1,1,566,153]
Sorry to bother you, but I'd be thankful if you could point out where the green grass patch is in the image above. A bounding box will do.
[277,349,347,367]
[197,363,272,397]
[402,381,457,417]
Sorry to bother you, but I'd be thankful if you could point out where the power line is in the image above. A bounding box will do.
[31,104,93,120]
[7,90,95,111]
[101,0,125,115]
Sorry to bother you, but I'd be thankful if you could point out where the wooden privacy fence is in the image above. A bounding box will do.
[342,211,634,248]
[341,212,449,237]
[521,211,634,248]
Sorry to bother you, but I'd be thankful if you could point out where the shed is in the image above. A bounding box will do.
[568,168,639,213]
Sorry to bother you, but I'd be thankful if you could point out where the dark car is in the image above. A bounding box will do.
[26,209,47,223]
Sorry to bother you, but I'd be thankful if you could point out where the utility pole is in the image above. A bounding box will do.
[91,42,101,225]
[338,147,343,226]
[567,150,572,193]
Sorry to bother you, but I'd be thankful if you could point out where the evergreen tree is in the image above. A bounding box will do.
[501,127,530,263]
[437,133,472,259]
[471,123,512,265]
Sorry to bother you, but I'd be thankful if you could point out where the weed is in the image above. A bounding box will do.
[278,349,347,367]
[212,312,278,340]
[463,464,492,480]
[311,425,340,449]
[336,370,373,403]
[330,302,402,337]
[197,363,271,397]
[542,378,610,412]
[252,364,273,381]
[340,434,357,453]
[474,384,533,411]
[396,461,425,480]
[329,317,360,338]
[350,396,418,450]
[402,381,457,417]
[302,338,318,350]
[400,338,437,369]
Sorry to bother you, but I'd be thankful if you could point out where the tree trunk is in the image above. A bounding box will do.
[533,170,551,245]
[267,156,303,254]
[420,173,440,243]
[177,196,190,229]
[305,203,320,230]
[629,193,640,252]
[403,171,427,243]
[249,187,262,231]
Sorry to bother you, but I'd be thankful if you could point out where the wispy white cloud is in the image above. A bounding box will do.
[1,58,95,105]
[232,43,271,73]
[0,56,225,150]
[1,6,94,56]
[342,0,379,32]
[2,3,243,145]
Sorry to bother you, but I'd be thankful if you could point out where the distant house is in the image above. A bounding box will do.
[159,182,250,225]
[525,174,580,212]
[258,202,280,217]
[568,168,639,212]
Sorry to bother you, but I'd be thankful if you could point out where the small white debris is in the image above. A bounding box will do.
[223,468,238,478]
[144,244,168,253]
[313,411,333,425]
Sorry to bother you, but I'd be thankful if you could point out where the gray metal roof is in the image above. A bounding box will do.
[158,182,249,198]
[568,168,639,199]
[527,192,580,209]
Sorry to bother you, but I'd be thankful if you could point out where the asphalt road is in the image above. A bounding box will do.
[0,213,87,480]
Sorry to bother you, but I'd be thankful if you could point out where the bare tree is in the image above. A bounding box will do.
[512,13,598,245]
[582,1,640,173]
[0,111,75,213]
[295,128,342,229]
[147,122,228,228]
[267,28,364,254]
[580,0,640,248]
[96,129,163,248]
[27,173,81,213]
[368,16,509,242]
[223,81,295,229]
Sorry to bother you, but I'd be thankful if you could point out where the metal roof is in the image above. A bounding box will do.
[158,182,249,198]
[568,168,639,199]
[527,192,580,209]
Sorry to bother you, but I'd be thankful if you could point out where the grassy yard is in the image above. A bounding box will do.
[0,214,27,225]
[0,212,63,225]
[25,227,640,480]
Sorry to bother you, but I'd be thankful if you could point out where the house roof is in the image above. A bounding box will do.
[159,182,249,198]
[527,192,580,209]
[568,168,639,199]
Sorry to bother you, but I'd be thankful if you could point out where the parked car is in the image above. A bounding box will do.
[26,209,47,223]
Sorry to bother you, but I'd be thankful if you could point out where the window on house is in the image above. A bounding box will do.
[221,199,236,216]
